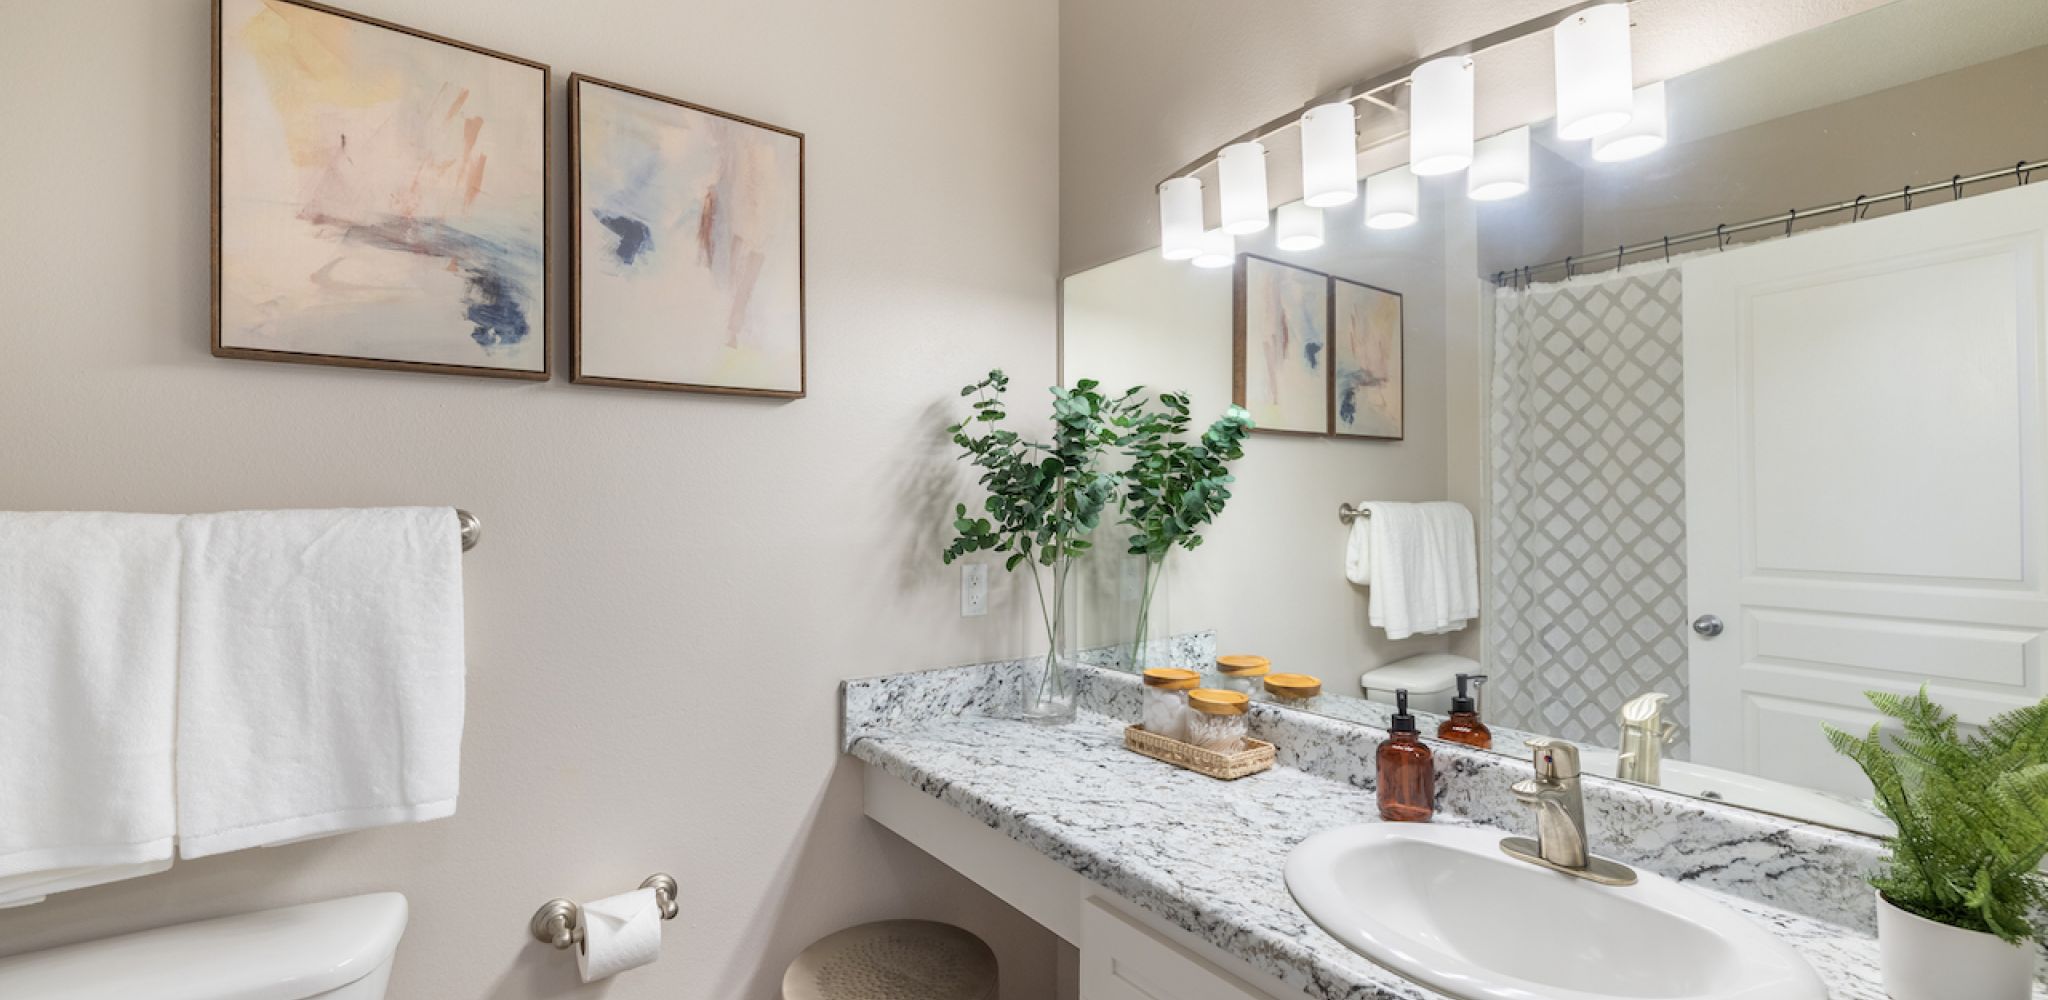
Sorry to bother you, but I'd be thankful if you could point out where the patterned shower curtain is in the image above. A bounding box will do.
[1487,265,1691,753]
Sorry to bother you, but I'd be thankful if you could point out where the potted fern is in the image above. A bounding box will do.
[944,370,1118,724]
[1825,689,2048,1000]
[1108,390,1254,666]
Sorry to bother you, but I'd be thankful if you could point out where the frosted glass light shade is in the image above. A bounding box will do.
[1300,102,1360,208]
[1468,126,1531,201]
[1554,3,1633,140]
[1191,229,1236,269]
[1364,165,1419,230]
[1158,177,1204,260]
[1275,202,1324,252]
[1409,56,1474,176]
[1218,142,1270,234]
[1591,82,1667,162]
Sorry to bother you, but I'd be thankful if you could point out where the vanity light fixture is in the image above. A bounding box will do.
[1275,201,1325,252]
[1409,56,1475,176]
[1158,177,1205,260]
[1553,3,1633,140]
[1468,126,1531,200]
[1300,102,1360,208]
[1191,229,1237,268]
[1591,81,1667,162]
[1364,165,1419,230]
[1218,141,1271,234]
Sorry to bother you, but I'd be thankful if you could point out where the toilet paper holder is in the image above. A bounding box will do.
[529,873,680,951]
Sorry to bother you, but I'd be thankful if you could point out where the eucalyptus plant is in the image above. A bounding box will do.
[944,369,1120,718]
[1109,390,1254,663]
[1824,689,2048,943]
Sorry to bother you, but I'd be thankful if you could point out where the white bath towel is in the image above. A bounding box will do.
[176,507,466,858]
[1344,515,1372,586]
[0,512,181,906]
[1362,501,1479,641]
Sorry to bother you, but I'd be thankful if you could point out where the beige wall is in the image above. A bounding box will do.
[1062,193,1454,695]
[0,1,1064,998]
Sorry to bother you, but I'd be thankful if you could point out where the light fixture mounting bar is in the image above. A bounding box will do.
[1160,0,1637,184]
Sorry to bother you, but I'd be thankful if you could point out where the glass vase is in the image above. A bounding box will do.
[1123,551,1170,670]
[1018,555,1079,724]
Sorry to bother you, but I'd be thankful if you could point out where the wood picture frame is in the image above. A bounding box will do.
[1330,276,1405,440]
[212,0,552,379]
[569,73,807,399]
[1233,254,1334,436]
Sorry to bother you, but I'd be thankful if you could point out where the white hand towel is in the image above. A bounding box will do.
[1344,515,1371,586]
[1363,501,1479,641]
[176,507,466,858]
[0,512,181,906]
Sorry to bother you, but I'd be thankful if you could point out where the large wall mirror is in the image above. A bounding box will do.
[1062,0,2048,838]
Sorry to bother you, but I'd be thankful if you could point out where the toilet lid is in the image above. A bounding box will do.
[1357,653,1477,695]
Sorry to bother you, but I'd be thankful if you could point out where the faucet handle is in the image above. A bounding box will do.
[1525,737,1581,780]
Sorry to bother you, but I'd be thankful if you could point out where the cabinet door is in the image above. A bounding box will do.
[1079,898,1278,1000]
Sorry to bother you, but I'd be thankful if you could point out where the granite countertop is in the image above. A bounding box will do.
[850,709,1911,1000]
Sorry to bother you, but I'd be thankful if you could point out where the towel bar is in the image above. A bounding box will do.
[1338,502,1372,524]
[456,509,481,551]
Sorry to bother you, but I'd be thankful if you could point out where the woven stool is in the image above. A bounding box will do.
[782,920,998,1000]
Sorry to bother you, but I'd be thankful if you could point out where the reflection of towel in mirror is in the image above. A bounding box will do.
[1361,501,1478,640]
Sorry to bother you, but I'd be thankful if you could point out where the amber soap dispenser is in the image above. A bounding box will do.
[1436,673,1493,750]
[1376,689,1435,822]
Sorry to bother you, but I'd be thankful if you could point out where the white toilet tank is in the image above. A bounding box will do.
[0,892,408,1000]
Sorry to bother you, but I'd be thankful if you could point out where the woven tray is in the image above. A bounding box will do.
[1124,725,1275,780]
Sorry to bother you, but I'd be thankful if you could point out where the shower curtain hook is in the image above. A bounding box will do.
[1662,235,1671,262]
[1522,265,1532,289]
[1715,224,1728,250]
[1616,244,1626,270]
[1902,184,1913,211]
[1784,209,1796,237]
[2020,161,2034,186]
[1565,255,1575,277]
[1852,194,1867,220]
[1952,174,1965,201]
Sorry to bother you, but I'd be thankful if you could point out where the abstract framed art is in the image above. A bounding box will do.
[1331,277,1404,439]
[212,0,550,379]
[1232,254,1330,435]
[569,74,807,398]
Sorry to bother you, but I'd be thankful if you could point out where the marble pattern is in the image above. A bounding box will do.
[850,709,1951,1000]
[1076,661,1890,933]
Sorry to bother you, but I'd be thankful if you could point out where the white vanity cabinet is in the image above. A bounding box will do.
[862,763,1298,1000]
[1079,898,1277,1000]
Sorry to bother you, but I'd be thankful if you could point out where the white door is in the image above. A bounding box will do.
[1683,182,2048,798]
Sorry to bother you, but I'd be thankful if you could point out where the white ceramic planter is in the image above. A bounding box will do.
[1877,892,2035,1000]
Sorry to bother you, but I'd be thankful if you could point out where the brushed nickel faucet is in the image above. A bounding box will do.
[1502,737,1637,886]
[1616,692,1680,784]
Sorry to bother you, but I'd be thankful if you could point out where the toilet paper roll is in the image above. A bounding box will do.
[576,887,663,983]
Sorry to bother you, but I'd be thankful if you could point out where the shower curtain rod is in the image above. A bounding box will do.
[1493,157,2043,288]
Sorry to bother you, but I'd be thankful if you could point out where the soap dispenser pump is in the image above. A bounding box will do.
[1376,689,1436,822]
[1436,673,1493,749]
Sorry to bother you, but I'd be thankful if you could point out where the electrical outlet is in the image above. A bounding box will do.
[960,563,989,617]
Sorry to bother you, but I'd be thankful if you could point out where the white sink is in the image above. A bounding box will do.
[1285,823,1826,1000]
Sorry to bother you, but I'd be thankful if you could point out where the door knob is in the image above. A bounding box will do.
[1692,614,1724,637]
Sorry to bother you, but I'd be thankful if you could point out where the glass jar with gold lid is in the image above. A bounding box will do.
[1185,688,1251,752]
[1262,672,1323,710]
[1213,655,1271,695]
[1140,667,1201,740]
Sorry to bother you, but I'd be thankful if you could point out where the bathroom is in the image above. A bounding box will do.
[2,0,2046,998]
